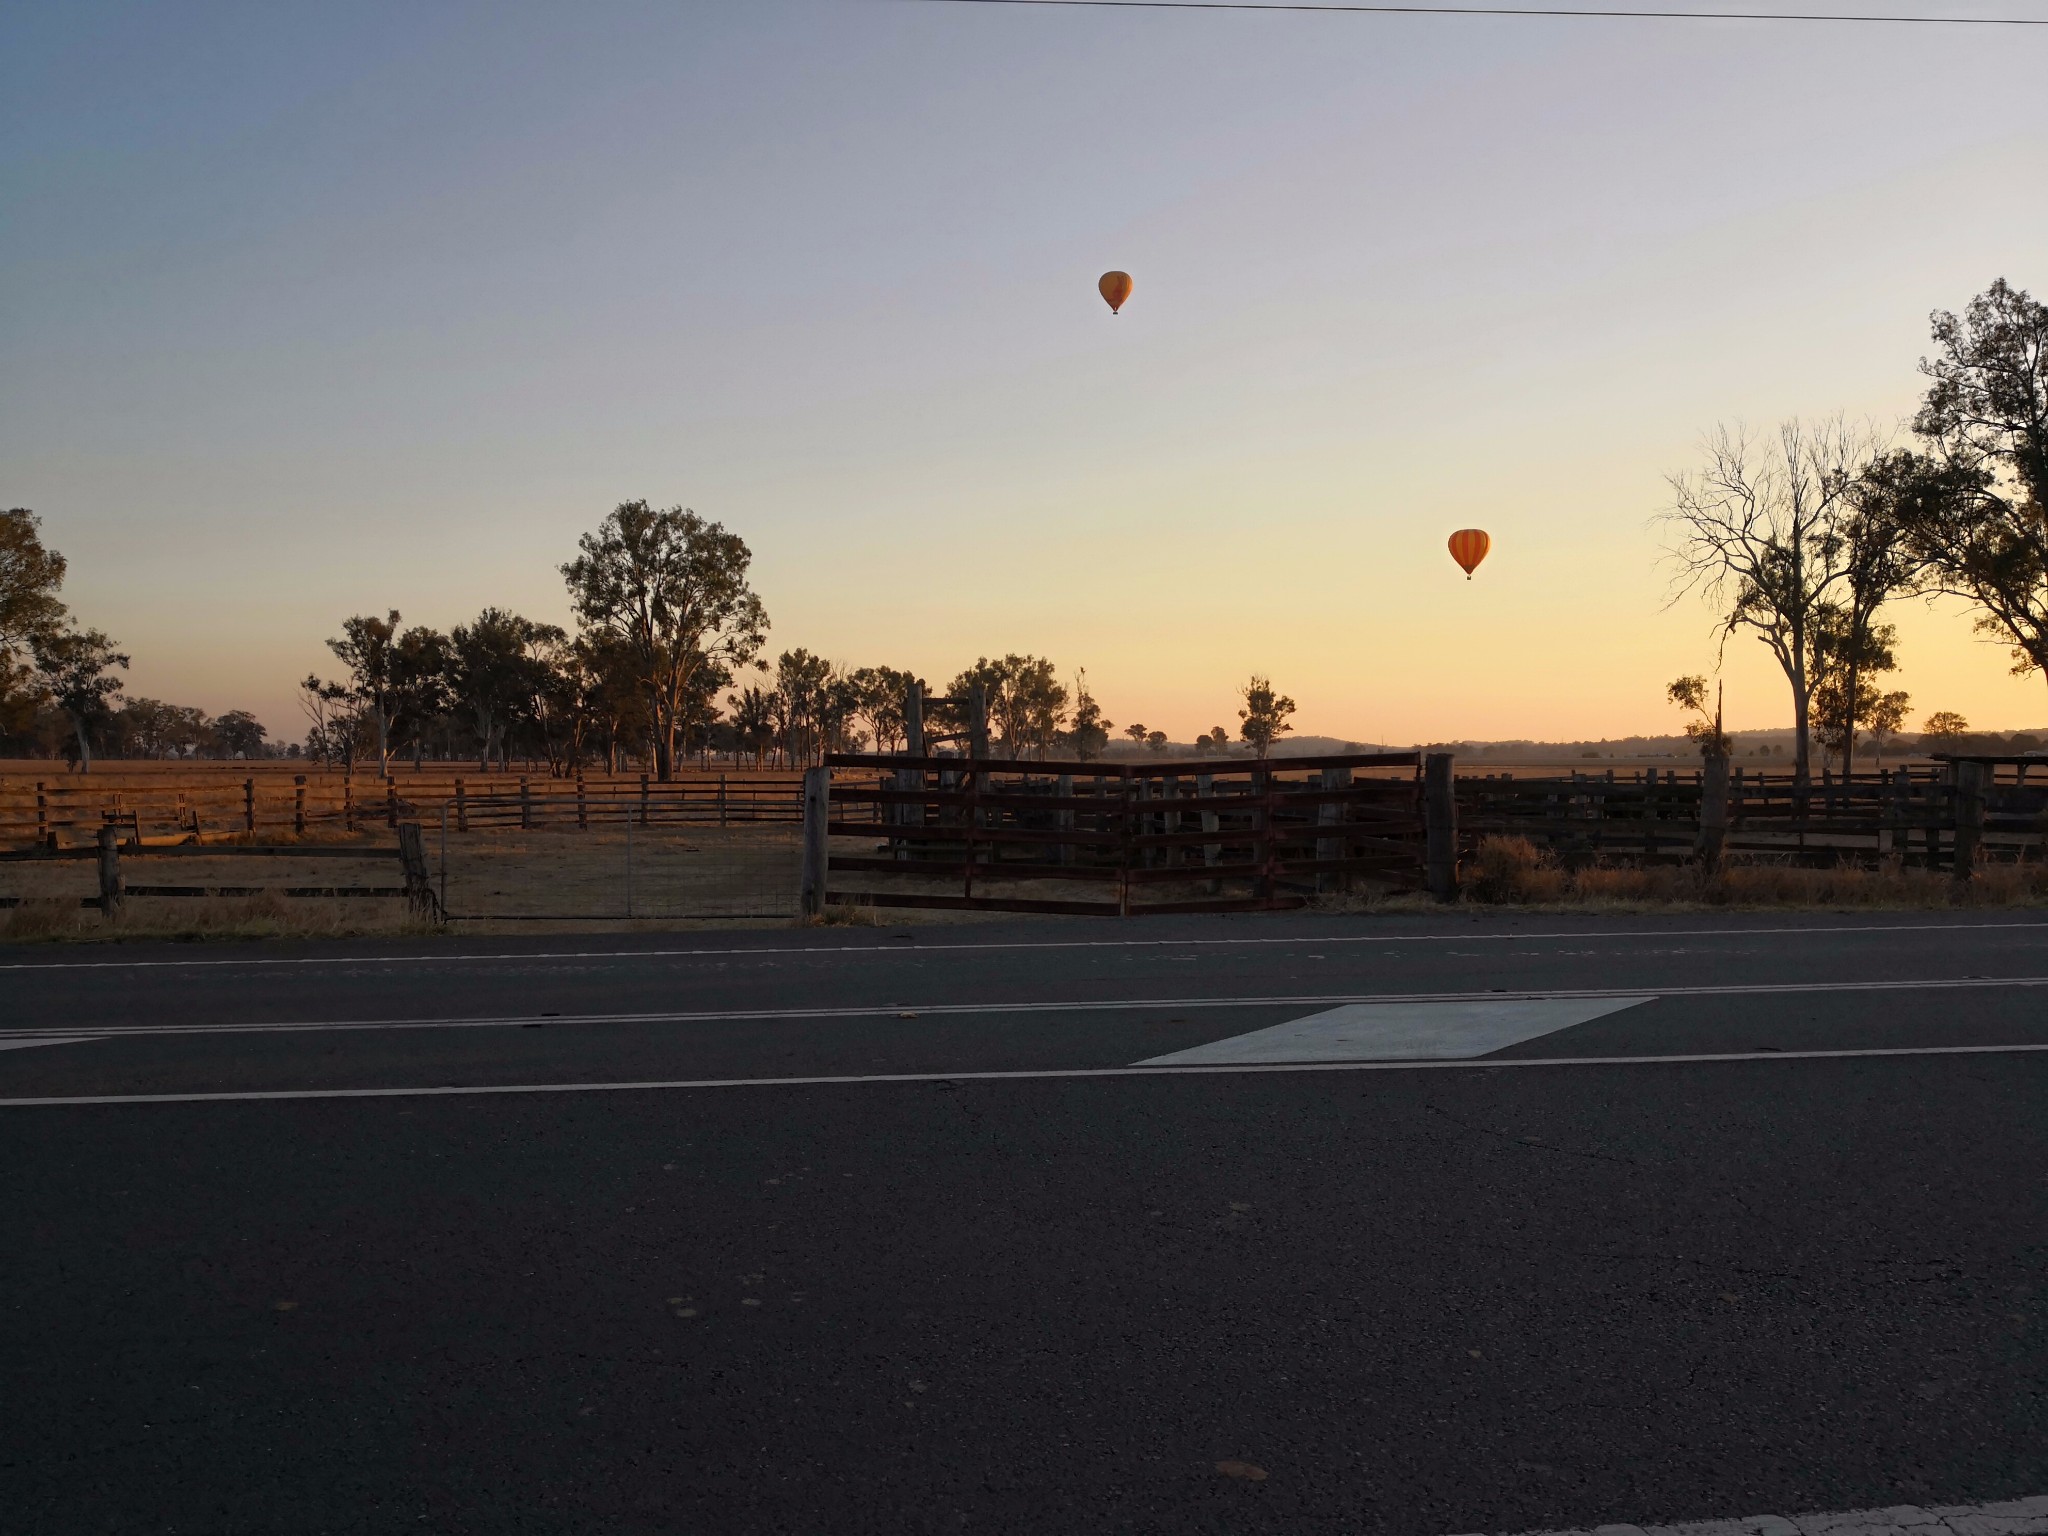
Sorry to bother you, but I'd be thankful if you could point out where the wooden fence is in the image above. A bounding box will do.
[807,751,1430,916]
[0,825,438,917]
[0,768,806,849]
[1457,760,2045,869]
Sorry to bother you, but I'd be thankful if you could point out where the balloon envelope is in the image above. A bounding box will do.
[1447,528,1491,579]
[1098,271,1133,314]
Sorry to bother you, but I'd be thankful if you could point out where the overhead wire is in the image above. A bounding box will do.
[914,0,2047,26]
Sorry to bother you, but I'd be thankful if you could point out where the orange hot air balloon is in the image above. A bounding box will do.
[1447,528,1491,580]
[1098,270,1133,314]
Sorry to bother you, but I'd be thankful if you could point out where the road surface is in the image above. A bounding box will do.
[4,910,2045,1534]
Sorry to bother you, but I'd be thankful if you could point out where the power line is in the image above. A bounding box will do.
[916,0,2047,25]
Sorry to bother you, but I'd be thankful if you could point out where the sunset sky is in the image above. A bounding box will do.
[4,1,2045,746]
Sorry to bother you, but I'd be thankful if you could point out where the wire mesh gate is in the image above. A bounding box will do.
[819,752,1427,916]
[433,781,803,921]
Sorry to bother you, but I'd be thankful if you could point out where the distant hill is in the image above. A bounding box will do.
[1102,727,2048,765]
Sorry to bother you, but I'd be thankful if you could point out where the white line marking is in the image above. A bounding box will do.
[1137,996,1654,1064]
[10,972,2048,1042]
[6,1040,2048,1107]
[1451,1491,2048,1536]
[0,1035,96,1052]
[0,918,2041,971]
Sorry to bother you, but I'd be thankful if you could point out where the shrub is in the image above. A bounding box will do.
[1465,836,1568,904]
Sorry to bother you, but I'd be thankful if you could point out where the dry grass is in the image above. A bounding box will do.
[1460,834,2048,910]
[2,893,435,943]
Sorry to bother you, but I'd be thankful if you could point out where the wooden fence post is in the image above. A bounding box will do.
[1056,774,1075,867]
[1888,767,1910,862]
[35,781,48,843]
[639,772,651,825]
[1425,753,1459,902]
[243,777,256,835]
[1697,752,1729,872]
[1953,761,1987,881]
[800,766,830,918]
[294,775,307,835]
[576,774,588,830]
[718,774,728,828]
[344,771,355,832]
[1198,773,1220,895]
[384,776,399,829]
[967,685,990,763]
[1317,765,1352,893]
[96,824,123,920]
[396,821,440,922]
[455,777,468,832]
[519,776,532,830]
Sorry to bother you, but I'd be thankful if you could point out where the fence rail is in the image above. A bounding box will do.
[0,769,806,849]
[810,752,1429,916]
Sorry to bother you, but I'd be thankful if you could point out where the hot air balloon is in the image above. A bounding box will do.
[1099,271,1133,315]
[1447,528,1491,580]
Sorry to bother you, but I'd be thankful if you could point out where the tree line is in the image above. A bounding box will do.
[3,497,1305,777]
[1663,277,2047,785]
[1,509,280,769]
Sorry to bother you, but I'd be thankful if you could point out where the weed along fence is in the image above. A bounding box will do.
[804,751,1433,917]
[0,768,804,850]
[1455,756,2046,874]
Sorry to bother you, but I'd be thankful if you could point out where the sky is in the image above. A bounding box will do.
[3,0,2045,748]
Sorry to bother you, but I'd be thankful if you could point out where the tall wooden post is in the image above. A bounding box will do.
[1317,765,1351,894]
[1888,766,1911,863]
[1953,760,1987,881]
[968,684,990,763]
[396,822,439,922]
[800,765,830,919]
[1056,774,1075,867]
[1198,773,1220,895]
[519,776,533,831]
[896,683,926,857]
[576,774,588,830]
[343,771,355,832]
[455,777,468,832]
[293,775,307,835]
[34,781,47,843]
[639,772,651,825]
[1697,752,1729,872]
[385,776,399,829]
[1424,753,1458,903]
[96,824,123,920]
[243,777,257,835]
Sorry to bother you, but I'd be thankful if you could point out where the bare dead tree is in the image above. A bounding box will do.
[1660,418,1884,790]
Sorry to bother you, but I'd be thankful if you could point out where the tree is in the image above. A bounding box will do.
[298,675,359,768]
[1124,722,1148,748]
[449,609,537,771]
[1238,676,1295,759]
[1666,675,1733,759]
[562,502,769,781]
[1145,730,1168,754]
[390,625,454,768]
[1864,691,1911,770]
[1894,279,2048,692]
[727,685,777,767]
[1,508,68,665]
[772,649,834,766]
[212,710,269,759]
[849,666,915,755]
[1811,618,1899,773]
[1662,418,1882,789]
[1062,670,1111,760]
[33,627,128,773]
[1922,711,1970,744]
[322,610,402,774]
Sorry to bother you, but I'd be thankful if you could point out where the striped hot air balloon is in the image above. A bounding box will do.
[1098,271,1133,314]
[1447,529,1491,580]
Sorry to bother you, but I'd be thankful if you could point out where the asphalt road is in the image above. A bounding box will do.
[4,911,2047,1534]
